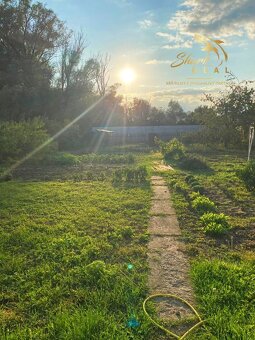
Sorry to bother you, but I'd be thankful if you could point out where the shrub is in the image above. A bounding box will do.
[200,212,231,236]
[158,138,185,160]
[0,118,55,162]
[192,195,216,214]
[237,161,255,191]
[179,155,209,170]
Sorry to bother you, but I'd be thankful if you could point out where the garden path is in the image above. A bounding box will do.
[148,176,196,326]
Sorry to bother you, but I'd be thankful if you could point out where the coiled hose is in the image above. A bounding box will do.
[143,294,205,339]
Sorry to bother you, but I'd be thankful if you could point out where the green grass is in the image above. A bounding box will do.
[1,145,255,339]
[191,259,255,339]
[0,180,155,339]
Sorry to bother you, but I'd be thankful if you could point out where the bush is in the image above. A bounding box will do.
[192,195,216,214]
[237,161,255,191]
[200,212,231,236]
[0,118,56,162]
[179,155,209,170]
[157,138,185,160]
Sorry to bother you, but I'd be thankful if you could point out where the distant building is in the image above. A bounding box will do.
[92,125,202,145]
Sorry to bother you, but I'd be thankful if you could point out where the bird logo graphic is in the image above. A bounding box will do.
[194,33,228,68]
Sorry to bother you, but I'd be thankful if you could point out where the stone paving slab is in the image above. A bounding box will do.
[150,199,175,215]
[148,236,194,300]
[151,180,166,186]
[152,185,171,200]
[149,215,181,236]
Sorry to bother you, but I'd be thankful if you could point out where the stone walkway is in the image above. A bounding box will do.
[148,176,195,322]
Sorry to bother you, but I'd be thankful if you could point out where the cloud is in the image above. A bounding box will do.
[162,40,192,49]
[138,19,153,29]
[145,59,173,65]
[156,31,193,49]
[168,0,255,39]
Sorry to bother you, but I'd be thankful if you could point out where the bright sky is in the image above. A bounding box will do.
[46,0,255,110]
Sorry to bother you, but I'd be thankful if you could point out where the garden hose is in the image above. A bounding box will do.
[143,294,205,339]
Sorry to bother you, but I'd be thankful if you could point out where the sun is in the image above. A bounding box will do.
[120,67,136,85]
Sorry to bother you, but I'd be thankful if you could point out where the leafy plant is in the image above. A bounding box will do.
[192,195,216,214]
[200,212,231,236]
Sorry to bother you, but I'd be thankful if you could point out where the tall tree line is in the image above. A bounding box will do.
[0,0,111,123]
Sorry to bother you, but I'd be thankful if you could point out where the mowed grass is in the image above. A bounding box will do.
[162,149,255,339]
[0,180,153,339]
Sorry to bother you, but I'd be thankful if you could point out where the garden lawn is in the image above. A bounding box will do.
[0,180,153,339]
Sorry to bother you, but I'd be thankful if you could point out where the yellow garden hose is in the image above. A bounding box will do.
[143,294,205,339]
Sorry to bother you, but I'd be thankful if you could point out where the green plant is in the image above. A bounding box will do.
[112,166,148,185]
[0,180,152,339]
[200,212,231,236]
[191,259,255,339]
[192,195,216,214]
[0,118,55,162]
[179,155,209,170]
[159,138,186,160]
[237,161,255,191]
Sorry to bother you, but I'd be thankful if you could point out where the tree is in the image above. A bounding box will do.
[92,53,110,96]
[60,32,86,94]
[205,82,255,145]
[0,0,67,120]
[128,98,151,125]
[149,107,166,125]
[166,100,186,124]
